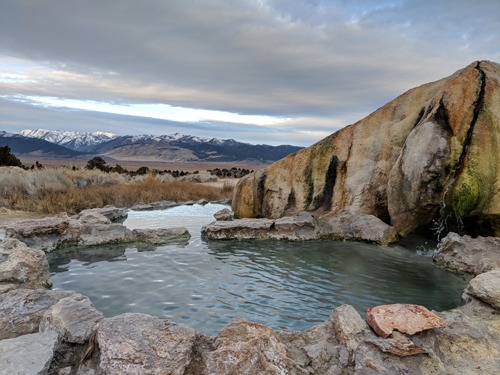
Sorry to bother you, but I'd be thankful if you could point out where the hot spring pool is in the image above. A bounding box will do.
[47,203,469,335]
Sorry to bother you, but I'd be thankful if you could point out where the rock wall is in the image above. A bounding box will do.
[232,61,500,237]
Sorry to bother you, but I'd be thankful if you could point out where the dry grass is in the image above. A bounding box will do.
[0,168,234,215]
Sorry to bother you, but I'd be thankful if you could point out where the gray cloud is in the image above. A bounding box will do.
[0,0,499,146]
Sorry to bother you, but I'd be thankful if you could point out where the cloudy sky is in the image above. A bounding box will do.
[1,0,499,146]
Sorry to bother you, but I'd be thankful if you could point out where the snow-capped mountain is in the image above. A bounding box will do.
[17,129,117,152]
[9,129,303,163]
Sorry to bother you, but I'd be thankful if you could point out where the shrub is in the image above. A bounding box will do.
[0,146,24,167]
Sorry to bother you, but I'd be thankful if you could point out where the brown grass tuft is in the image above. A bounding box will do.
[1,168,234,214]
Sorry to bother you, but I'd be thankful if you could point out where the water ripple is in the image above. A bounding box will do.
[47,203,471,335]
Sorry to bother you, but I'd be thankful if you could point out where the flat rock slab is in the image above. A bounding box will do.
[0,331,59,375]
[366,304,446,338]
[466,269,500,310]
[202,218,275,239]
[433,232,500,275]
[129,227,190,244]
[96,313,197,375]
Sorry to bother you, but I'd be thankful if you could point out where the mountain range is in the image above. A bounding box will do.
[0,129,303,163]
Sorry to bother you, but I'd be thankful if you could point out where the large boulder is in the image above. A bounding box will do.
[232,61,500,238]
[0,238,52,288]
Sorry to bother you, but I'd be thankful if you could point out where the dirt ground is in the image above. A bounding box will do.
[0,208,50,225]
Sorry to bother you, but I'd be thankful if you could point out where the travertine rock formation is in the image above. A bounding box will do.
[233,61,500,237]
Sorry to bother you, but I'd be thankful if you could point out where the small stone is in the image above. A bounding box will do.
[466,269,500,310]
[366,304,446,338]
[214,208,234,221]
[366,331,427,357]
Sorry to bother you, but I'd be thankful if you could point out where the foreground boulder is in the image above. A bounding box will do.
[0,331,59,375]
[93,313,197,375]
[206,318,299,375]
[232,61,500,239]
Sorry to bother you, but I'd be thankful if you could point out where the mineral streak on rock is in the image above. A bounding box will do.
[366,304,446,338]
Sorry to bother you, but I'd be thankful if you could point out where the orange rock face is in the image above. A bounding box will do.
[365,303,446,338]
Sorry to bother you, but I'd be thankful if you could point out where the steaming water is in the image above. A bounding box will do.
[47,203,469,335]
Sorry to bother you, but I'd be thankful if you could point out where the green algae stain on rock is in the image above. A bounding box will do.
[449,168,480,217]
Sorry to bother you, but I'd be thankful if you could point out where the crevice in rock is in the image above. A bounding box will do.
[452,61,486,179]
[433,98,452,133]
[255,171,267,218]
[314,155,338,211]
[413,107,426,128]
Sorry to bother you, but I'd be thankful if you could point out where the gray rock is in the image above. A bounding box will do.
[77,212,111,224]
[39,294,104,344]
[95,313,197,375]
[466,269,500,310]
[128,227,190,245]
[0,331,59,375]
[0,238,52,288]
[0,288,76,339]
[130,201,177,211]
[330,304,367,347]
[434,232,500,275]
[75,206,128,222]
[319,211,399,245]
[214,208,234,221]
[1,215,70,252]
[202,218,275,239]
[202,211,397,243]
[273,212,319,240]
[77,223,130,246]
[207,318,300,375]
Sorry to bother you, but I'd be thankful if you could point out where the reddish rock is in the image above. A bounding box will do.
[366,304,446,338]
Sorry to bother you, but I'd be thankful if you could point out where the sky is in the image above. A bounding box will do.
[0,0,499,147]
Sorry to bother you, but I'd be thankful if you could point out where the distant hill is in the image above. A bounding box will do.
[0,132,85,158]
[16,129,303,163]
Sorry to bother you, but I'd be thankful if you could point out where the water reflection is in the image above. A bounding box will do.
[47,203,470,335]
